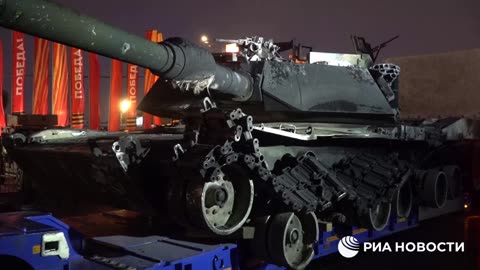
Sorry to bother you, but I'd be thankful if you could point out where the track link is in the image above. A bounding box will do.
[333,153,411,215]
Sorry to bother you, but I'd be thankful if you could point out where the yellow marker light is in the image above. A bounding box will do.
[32,245,41,254]
[225,43,239,53]
[120,99,131,113]
[201,35,209,43]
[464,204,469,209]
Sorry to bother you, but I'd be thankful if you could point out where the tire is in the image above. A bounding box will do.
[393,180,413,218]
[422,170,448,208]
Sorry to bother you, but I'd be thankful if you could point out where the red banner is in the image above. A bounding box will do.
[126,64,138,130]
[33,38,50,115]
[52,43,69,126]
[0,41,6,134]
[89,53,100,130]
[70,48,85,128]
[143,30,163,128]
[109,59,122,131]
[12,32,26,114]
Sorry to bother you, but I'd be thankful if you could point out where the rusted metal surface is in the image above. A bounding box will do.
[386,49,480,119]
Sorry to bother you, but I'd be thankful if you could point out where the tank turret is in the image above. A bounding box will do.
[0,0,398,124]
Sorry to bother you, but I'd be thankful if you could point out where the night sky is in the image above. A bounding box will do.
[50,0,480,57]
[0,0,479,124]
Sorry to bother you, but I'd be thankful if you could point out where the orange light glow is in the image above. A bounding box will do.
[120,99,131,113]
[464,204,469,209]
[225,43,239,53]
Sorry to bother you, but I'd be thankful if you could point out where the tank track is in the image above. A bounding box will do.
[176,105,412,218]
[333,154,412,215]
[192,108,350,214]
[270,152,350,212]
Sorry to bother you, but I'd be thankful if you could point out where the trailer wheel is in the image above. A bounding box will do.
[422,170,448,208]
[443,166,462,199]
[393,180,413,218]
[360,202,391,231]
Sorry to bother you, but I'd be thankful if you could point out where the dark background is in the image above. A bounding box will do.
[52,0,480,57]
[0,0,479,124]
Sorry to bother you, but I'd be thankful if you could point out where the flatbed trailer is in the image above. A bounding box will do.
[0,197,463,270]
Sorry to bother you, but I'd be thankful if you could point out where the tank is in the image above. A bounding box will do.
[0,0,465,269]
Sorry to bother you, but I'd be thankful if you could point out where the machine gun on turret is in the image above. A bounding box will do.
[352,35,400,62]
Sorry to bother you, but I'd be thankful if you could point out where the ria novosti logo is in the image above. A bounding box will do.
[338,236,360,258]
[337,236,464,258]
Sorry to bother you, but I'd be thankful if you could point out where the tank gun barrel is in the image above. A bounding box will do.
[0,0,252,99]
[216,39,242,43]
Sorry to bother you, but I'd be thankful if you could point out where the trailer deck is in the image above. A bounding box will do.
[0,198,463,270]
